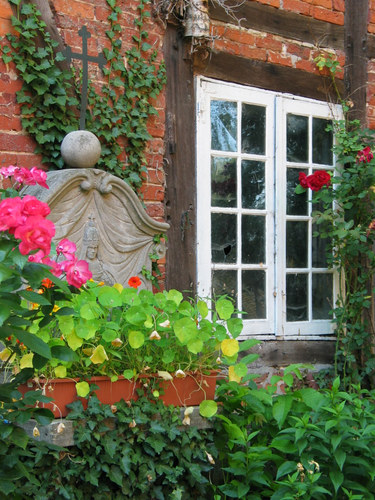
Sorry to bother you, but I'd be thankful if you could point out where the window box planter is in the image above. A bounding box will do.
[19,371,219,418]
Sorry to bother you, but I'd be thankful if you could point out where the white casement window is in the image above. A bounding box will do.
[196,77,342,339]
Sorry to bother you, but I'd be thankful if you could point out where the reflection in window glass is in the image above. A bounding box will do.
[242,270,266,319]
[211,100,237,152]
[287,114,308,163]
[287,168,308,215]
[286,221,308,268]
[312,273,333,319]
[212,270,237,307]
[242,160,265,209]
[286,273,307,321]
[241,104,266,154]
[211,213,237,263]
[242,215,265,264]
[313,118,333,165]
[312,225,329,268]
[211,157,237,207]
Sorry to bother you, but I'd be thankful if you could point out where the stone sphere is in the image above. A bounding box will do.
[61,130,101,168]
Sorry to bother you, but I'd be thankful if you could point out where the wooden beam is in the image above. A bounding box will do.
[194,50,343,103]
[164,25,197,293]
[344,0,368,123]
[209,1,344,50]
[247,340,335,366]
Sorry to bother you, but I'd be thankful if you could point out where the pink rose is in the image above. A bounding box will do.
[42,256,63,277]
[0,165,19,178]
[27,250,45,263]
[29,167,49,189]
[65,259,93,288]
[13,167,33,185]
[14,216,55,255]
[0,197,26,232]
[21,195,50,218]
[56,238,77,259]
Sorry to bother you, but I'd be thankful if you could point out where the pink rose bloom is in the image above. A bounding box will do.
[298,172,309,189]
[65,259,92,288]
[14,216,55,255]
[28,249,45,263]
[13,167,32,185]
[42,256,63,277]
[56,238,77,259]
[21,195,50,218]
[29,167,49,189]
[0,197,26,232]
[0,165,19,178]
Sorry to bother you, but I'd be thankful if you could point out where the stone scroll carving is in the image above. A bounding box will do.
[24,169,169,289]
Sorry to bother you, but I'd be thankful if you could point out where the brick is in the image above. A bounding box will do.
[311,0,332,8]
[295,59,317,73]
[312,6,344,24]
[255,34,283,51]
[256,0,280,7]
[140,184,164,202]
[0,0,12,18]
[0,133,36,153]
[95,5,111,22]
[0,17,13,36]
[240,46,267,61]
[145,202,165,219]
[142,166,165,185]
[267,52,293,67]
[283,0,312,16]
[53,0,95,19]
[226,28,255,46]
[0,114,22,131]
[332,0,345,11]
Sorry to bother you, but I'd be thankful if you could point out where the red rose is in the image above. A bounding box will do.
[128,276,142,289]
[306,170,331,191]
[357,146,373,163]
[298,172,309,189]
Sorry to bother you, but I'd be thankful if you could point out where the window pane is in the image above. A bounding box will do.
[286,273,307,321]
[212,270,237,306]
[286,221,308,268]
[287,168,308,215]
[241,104,266,154]
[242,270,266,319]
[312,273,333,319]
[211,157,237,207]
[211,100,237,152]
[242,215,265,264]
[287,114,308,163]
[242,160,265,209]
[313,118,333,165]
[312,224,329,267]
[211,213,237,263]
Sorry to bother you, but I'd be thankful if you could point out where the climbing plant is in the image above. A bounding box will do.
[1,0,166,190]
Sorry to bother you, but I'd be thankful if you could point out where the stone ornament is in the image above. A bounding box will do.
[61,130,102,168]
[23,169,169,289]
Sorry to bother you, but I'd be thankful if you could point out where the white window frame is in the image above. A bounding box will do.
[196,77,342,340]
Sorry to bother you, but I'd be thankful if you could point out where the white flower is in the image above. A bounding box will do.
[175,369,186,379]
[149,330,161,340]
[159,319,170,328]
[57,422,65,434]
[33,426,40,437]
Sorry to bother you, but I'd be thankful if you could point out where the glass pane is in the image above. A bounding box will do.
[312,224,329,267]
[241,104,266,154]
[242,215,265,264]
[242,160,265,209]
[286,273,307,321]
[312,273,333,319]
[242,270,266,319]
[212,270,237,307]
[287,114,308,163]
[211,157,237,207]
[211,213,237,263]
[286,221,308,268]
[287,168,308,215]
[313,118,333,165]
[211,100,237,152]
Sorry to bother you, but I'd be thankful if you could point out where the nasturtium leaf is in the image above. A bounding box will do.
[214,324,228,341]
[55,365,67,378]
[162,350,175,364]
[121,287,139,305]
[58,315,74,335]
[76,381,90,398]
[228,365,242,383]
[102,330,117,342]
[20,353,34,369]
[113,283,123,293]
[75,319,99,339]
[125,306,147,326]
[97,286,122,307]
[199,400,218,418]
[123,369,134,380]
[187,338,203,354]
[239,338,261,351]
[153,390,160,398]
[178,301,194,316]
[65,331,83,351]
[215,298,234,320]
[233,362,248,378]
[227,318,243,337]
[166,289,183,306]
[90,345,109,364]
[173,317,197,344]
[197,300,208,318]
[128,330,145,349]
[80,302,101,320]
[221,338,239,357]
[143,315,153,329]
[0,348,15,362]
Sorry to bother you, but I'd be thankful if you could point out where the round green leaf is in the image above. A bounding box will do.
[187,338,203,354]
[125,306,147,326]
[173,317,198,344]
[128,330,145,349]
[76,381,90,398]
[97,286,122,307]
[166,289,183,306]
[197,300,208,318]
[215,298,234,320]
[199,400,218,418]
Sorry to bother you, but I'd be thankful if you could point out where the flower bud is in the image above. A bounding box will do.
[175,369,186,379]
[111,338,123,347]
[159,319,170,328]
[33,426,40,437]
[149,330,161,341]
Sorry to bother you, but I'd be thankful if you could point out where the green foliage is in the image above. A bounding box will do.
[213,377,375,499]
[1,0,166,190]
[4,393,216,499]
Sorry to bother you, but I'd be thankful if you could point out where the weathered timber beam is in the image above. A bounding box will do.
[209,0,344,50]
[194,50,343,103]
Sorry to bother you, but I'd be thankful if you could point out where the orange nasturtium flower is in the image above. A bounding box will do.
[128,276,142,289]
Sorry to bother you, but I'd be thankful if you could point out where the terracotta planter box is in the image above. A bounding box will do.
[19,372,218,418]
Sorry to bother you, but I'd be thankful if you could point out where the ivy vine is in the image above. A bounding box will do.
[1,0,166,191]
